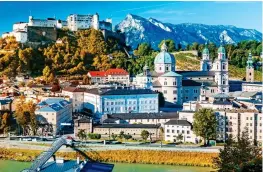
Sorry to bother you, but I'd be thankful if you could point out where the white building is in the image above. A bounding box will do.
[164,120,197,143]
[2,31,27,43]
[67,13,99,31]
[88,68,130,86]
[84,88,159,118]
[135,42,229,106]
[35,98,72,134]
[62,87,86,112]
[242,82,263,92]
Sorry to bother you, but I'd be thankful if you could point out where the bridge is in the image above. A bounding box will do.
[22,136,114,172]
[22,136,73,172]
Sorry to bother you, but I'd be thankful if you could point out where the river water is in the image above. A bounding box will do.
[0,160,214,172]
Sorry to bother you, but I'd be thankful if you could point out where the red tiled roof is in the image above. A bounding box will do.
[88,71,106,77]
[105,68,129,76]
[63,86,86,92]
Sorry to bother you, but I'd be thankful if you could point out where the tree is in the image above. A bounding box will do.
[213,129,261,172]
[111,134,118,140]
[158,39,176,52]
[158,92,165,107]
[119,131,125,139]
[124,134,132,140]
[42,66,51,82]
[159,126,164,140]
[18,81,25,87]
[176,133,184,143]
[193,108,217,146]
[134,43,152,56]
[77,129,86,141]
[14,97,37,135]
[141,130,150,141]
[1,113,12,135]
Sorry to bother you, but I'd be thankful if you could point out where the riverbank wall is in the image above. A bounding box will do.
[0,148,218,167]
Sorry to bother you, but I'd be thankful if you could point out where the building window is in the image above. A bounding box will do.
[194,89,198,93]
[163,90,167,94]
[172,130,174,133]
[167,129,170,133]
[187,131,190,134]
[164,81,167,85]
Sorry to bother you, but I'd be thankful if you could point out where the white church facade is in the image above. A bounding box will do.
[136,42,229,106]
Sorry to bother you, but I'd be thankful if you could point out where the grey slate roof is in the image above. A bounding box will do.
[152,80,162,87]
[106,112,178,120]
[182,80,201,86]
[176,71,215,77]
[86,88,157,96]
[94,124,160,129]
[164,120,192,126]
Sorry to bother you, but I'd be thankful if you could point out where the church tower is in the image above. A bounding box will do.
[200,42,211,71]
[212,41,229,93]
[246,53,254,82]
[142,64,152,89]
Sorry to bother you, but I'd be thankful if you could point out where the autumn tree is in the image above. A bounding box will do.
[15,96,37,135]
[193,108,217,146]
[213,129,262,171]
[1,113,12,135]
[141,130,150,141]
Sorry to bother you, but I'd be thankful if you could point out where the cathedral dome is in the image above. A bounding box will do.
[154,42,176,64]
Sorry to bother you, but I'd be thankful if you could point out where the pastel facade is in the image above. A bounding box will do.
[35,98,72,134]
[93,124,160,140]
[164,120,197,143]
[88,68,130,85]
[62,87,85,112]
[84,88,159,118]
[67,14,99,31]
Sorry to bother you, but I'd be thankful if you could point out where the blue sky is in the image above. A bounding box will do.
[0,1,262,35]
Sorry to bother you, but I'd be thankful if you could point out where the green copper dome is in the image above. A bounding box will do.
[154,42,175,64]
[202,47,209,55]
[217,46,226,54]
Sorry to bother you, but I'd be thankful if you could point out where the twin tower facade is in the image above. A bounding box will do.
[200,43,229,93]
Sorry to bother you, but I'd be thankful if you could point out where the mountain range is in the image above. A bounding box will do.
[115,14,262,50]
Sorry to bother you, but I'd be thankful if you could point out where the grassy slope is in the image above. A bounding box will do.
[173,53,262,82]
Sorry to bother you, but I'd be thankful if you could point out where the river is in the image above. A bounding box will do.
[0,160,214,172]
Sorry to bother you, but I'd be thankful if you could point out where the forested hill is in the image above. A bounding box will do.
[0,29,262,82]
[0,29,130,79]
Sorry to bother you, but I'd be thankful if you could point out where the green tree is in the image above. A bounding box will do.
[111,134,118,140]
[193,108,217,146]
[124,134,132,140]
[77,129,86,141]
[141,130,150,141]
[158,39,176,52]
[176,133,184,143]
[213,129,261,172]
[119,131,125,139]
[134,43,152,56]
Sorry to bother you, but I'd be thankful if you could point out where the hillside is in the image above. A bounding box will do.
[174,53,262,81]
[116,14,262,50]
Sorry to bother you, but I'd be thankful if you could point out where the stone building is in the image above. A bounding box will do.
[93,124,161,140]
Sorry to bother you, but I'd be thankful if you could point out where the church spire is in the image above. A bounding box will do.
[246,52,253,68]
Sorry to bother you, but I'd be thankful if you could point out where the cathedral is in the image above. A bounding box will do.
[136,42,229,106]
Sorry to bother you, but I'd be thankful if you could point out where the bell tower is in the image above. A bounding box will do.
[246,53,254,82]
[200,42,211,71]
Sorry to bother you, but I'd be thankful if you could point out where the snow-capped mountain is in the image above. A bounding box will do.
[115,14,262,50]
